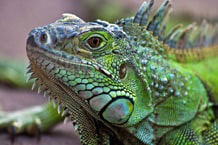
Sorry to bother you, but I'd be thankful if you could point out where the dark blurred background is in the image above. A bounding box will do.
[0,0,217,145]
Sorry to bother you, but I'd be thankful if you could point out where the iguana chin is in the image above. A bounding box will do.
[1,0,218,144]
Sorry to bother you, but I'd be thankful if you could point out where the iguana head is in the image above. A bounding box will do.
[26,2,175,140]
[26,13,147,128]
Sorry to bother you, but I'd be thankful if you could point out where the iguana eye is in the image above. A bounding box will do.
[87,36,102,48]
[84,34,107,50]
[119,64,127,79]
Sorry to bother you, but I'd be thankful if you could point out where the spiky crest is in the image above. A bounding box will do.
[116,0,218,62]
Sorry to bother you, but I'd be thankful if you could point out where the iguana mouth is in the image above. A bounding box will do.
[29,58,100,121]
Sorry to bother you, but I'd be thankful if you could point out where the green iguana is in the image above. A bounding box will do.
[0,0,218,144]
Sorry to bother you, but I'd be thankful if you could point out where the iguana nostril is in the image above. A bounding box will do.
[40,32,57,45]
[40,32,48,44]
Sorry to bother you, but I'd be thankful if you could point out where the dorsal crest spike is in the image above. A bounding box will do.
[116,0,218,62]
[133,1,148,24]
[147,0,172,36]
[133,0,154,26]
[164,24,183,44]
[140,0,154,26]
[176,23,196,49]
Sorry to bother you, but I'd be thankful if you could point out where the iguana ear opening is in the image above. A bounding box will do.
[119,64,127,80]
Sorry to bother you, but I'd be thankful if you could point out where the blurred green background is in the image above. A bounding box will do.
[0,0,217,145]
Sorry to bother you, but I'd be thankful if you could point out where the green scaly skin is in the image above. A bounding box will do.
[0,0,218,144]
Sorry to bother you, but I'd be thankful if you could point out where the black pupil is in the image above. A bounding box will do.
[88,37,102,48]
[93,38,98,44]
